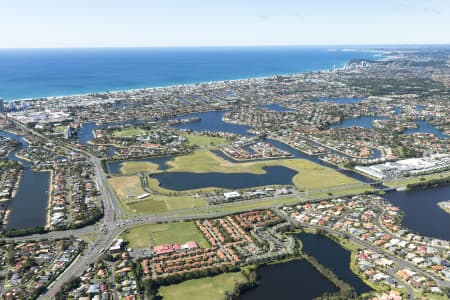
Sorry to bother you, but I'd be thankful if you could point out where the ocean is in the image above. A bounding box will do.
[0,46,380,101]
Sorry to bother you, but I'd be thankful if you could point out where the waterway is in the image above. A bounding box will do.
[168,111,377,184]
[404,120,449,139]
[384,185,450,241]
[170,111,252,136]
[94,109,380,179]
[238,259,338,300]
[77,120,148,145]
[151,166,298,191]
[107,156,172,174]
[76,122,101,144]
[1,123,450,298]
[262,103,295,112]
[297,233,372,295]
[330,115,448,139]
[0,130,50,229]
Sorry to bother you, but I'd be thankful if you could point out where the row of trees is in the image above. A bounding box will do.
[303,252,357,299]
[54,277,82,300]
[68,207,103,229]
[406,176,450,190]
[2,226,47,237]
[224,266,258,299]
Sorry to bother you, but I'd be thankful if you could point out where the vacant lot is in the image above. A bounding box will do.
[181,133,228,147]
[119,160,161,174]
[126,194,206,214]
[108,175,206,214]
[120,221,210,249]
[111,127,146,137]
[108,176,147,203]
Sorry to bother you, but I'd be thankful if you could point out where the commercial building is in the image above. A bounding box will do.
[110,239,124,254]
[356,154,450,180]
[223,191,241,200]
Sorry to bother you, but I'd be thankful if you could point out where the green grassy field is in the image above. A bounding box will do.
[119,160,161,174]
[209,196,302,214]
[158,271,247,300]
[112,127,146,137]
[107,176,147,203]
[307,186,377,200]
[146,149,366,192]
[109,149,373,216]
[78,232,100,243]
[108,176,206,214]
[126,194,206,214]
[120,221,210,249]
[54,125,68,133]
[181,133,228,147]
[114,149,371,195]
[150,197,304,218]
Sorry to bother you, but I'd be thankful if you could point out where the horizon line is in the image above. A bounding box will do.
[1,42,450,50]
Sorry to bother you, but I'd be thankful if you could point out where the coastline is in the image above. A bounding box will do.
[4,70,334,103]
[2,48,386,102]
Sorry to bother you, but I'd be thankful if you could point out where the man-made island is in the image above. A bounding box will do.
[437,201,450,215]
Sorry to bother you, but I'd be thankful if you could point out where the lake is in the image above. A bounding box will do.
[384,185,450,240]
[297,233,372,295]
[0,130,50,229]
[151,166,298,191]
[238,259,338,300]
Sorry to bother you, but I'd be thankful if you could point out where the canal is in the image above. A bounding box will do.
[297,232,372,295]
[384,185,450,241]
[170,110,378,184]
[0,129,50,230]
[240,231,374,300]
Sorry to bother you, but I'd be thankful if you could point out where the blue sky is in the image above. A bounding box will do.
[1,0,449,48]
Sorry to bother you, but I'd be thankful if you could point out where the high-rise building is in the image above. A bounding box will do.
[64,126,72,139]
[8,101,15,111]
[0,98,3,112]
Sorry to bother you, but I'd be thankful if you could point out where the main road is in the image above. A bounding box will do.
[275,208,450,290]
[3,114,448,298]
[0,115,126,298]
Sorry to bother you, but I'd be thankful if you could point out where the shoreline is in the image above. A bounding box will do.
[2,49,388,102]
[3,70,335,103]
[437,200,450,215]
[45,169,54,229]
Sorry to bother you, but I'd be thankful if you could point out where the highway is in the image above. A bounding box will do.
[0,115,126,298]
[2,114,449,298]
